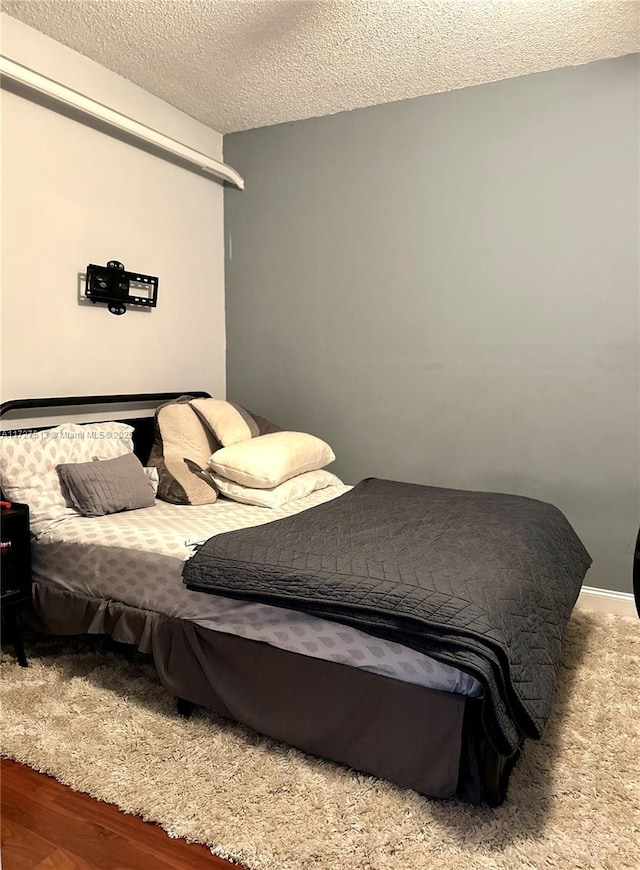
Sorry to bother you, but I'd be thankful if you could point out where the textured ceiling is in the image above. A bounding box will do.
[3,1,639,133]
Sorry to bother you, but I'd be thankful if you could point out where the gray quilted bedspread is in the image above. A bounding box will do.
[183,478,592,756]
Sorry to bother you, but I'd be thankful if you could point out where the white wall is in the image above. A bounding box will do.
[1,15,226,401]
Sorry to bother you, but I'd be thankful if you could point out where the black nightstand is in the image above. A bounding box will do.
[1,502,31,666]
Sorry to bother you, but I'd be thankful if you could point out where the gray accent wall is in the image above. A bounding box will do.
[224,55,639,595]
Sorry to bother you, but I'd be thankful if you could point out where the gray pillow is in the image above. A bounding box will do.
[57,452,155,517]
[244,408,283,437]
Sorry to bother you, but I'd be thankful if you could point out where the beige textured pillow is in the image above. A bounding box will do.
[147,397,219,505]
[208,431,335,489]
[211,469,343,508]
[190,398,259,446]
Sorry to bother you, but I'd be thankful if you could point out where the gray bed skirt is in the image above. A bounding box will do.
[26,581,499,803]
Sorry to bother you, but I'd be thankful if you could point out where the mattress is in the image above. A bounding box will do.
[185,477,591,756]
[32,486,481,697]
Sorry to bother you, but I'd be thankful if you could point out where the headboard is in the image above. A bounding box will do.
[0,392,211,465]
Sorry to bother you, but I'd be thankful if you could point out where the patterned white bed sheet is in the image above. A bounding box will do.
[32,486,482,697]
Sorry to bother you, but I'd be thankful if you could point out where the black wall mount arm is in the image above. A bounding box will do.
[85,260,159,315]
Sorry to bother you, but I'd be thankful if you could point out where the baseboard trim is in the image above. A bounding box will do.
[576,585,637,617]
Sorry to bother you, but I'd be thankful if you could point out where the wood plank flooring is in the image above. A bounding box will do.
[1,758,242,869]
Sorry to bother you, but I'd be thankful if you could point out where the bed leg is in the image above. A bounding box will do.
[176,698,194,719]
[484,745,507,807]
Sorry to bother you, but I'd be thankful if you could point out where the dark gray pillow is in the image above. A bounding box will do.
[244,408,283,437]
[57,452,155,517]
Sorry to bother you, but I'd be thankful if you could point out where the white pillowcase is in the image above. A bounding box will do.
[0,422,134,536]
[143,466,160,496]
[211,469,342,508]
[190,398,259,447]
[208,431,335,489]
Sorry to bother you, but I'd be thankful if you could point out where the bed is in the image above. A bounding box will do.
[0,392,591,806]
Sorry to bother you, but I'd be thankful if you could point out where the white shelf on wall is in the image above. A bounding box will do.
[0,56,244,189]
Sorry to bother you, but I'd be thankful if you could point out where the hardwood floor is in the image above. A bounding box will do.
[1,758,242,869]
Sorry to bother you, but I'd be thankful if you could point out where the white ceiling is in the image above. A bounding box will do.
[3,1,638,134]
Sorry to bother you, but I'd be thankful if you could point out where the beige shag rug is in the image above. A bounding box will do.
[1,610,639,870]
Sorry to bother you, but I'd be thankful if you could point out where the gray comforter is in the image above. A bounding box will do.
[183,478,592,756]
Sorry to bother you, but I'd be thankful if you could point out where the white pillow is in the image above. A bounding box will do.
[212,469,343,508]
[143,466,160,496]
[208,431,335,489]
[0,422,134,536]
[190,398,258,446]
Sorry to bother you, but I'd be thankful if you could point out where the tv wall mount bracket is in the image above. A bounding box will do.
[85,260,159,315]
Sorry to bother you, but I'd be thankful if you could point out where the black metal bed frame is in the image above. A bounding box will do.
[0,391,515,805]
[0,392,211,465]
[0,393,210,418]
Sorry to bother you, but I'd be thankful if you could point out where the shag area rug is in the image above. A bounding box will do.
[1,610,639,870]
